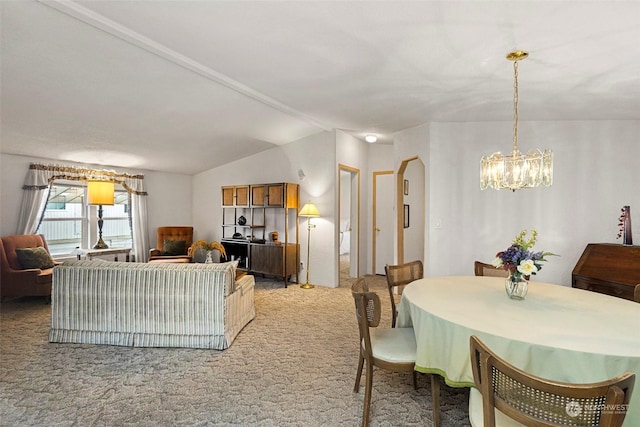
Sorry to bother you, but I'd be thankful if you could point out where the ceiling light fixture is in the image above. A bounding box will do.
[365,135,378,143]
[480,50,553,191]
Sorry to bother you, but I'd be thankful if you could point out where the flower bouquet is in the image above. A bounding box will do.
[492,229,555,299]
[492,229,554,280]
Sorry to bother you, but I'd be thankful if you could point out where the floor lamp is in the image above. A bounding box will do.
[87,180,115,249]
[299,202,320,289]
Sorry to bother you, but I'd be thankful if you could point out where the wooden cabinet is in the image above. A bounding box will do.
[221,240,249,270]
[222,185,249,207]
[222,182,300,287]
[250,183,296,207]
[267,183,284,207]
[249,243,299,279]
[251,185,266,207]
[572,243,640,301]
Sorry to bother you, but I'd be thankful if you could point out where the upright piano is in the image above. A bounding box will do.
[572,243,640,301]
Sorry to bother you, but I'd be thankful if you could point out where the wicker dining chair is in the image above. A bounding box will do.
[384,260,423,328]
[351,278,440,426]
[469,335,635,427]
[474,261,509,278]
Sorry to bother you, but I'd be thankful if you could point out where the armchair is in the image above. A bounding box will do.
[148,226,194,263]
[0,234,59,301]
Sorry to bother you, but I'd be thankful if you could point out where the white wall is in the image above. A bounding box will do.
[0,153,192,248]
[192,130,339,287]
[427,120,640,286]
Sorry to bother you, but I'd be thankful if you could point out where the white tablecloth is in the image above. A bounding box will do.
[396,276,640,426]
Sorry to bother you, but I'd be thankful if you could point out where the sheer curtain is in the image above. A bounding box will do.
[17,163,150,262]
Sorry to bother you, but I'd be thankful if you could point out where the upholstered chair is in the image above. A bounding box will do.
[352,278,440,426]
[0,234,60,301]
[148,226,194,263]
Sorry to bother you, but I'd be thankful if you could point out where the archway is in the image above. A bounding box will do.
[396,157,425,265]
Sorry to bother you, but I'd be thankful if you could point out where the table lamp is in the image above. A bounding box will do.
[87,180,114,249]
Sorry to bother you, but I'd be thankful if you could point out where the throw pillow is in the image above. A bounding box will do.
[163,240,187,255]
[15,247,56,270]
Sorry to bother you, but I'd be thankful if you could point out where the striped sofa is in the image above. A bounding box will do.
[49,260,255,350]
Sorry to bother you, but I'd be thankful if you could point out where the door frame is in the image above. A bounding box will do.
[372,170,393,275]
[338,164,360,281]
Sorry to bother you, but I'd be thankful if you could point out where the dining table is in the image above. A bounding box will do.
[396,275,640,426]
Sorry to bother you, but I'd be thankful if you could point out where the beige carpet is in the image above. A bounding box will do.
[0,274,470,426]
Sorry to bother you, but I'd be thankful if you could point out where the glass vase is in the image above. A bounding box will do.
[505,273,528,300]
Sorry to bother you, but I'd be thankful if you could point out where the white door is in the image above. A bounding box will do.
[374,172,394,275]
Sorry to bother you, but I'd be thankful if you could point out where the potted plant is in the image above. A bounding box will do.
[190,240,226,264]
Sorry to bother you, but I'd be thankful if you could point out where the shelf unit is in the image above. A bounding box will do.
[221,183,299,287]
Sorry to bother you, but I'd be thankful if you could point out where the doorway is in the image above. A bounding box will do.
[373,171,394,275]
[338,164,360,286]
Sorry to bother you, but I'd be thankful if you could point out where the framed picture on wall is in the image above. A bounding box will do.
[403,179,409,195]
[403,204,410,228]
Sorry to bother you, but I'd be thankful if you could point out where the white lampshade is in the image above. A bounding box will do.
[299,202,320,218]
[87,181,115,206]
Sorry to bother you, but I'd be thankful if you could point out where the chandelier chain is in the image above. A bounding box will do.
[513,60,519,154]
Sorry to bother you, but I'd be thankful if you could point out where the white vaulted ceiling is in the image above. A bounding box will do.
[1,1,639,175]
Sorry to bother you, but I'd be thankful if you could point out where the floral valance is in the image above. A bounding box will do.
[23,163,148,195]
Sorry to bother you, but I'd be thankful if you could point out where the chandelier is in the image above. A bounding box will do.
[480,51,553,191]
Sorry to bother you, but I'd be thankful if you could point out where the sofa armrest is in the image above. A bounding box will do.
[234,274,254,296]
[5,267,47,279]
[4,258,60,275]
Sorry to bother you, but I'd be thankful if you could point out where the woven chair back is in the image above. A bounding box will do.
[474,261,509,278]
[384,260,423,327]
[470,335,635,427]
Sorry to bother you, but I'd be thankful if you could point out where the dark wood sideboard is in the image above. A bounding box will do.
[572,243,640,301]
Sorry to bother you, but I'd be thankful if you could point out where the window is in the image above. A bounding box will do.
[38,182,132,256]
[100,190,132,250]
